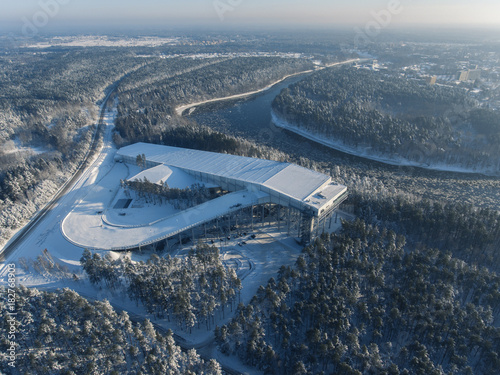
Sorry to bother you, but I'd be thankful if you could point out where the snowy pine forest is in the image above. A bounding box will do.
[0,286,223,375]
[80,243,242,333]
[272,67,500,174]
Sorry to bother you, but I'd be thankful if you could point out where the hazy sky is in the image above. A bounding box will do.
[1,0,500,33]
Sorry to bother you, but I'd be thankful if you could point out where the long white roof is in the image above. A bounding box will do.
[117,143,347,214]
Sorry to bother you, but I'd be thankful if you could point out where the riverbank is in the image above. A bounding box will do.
[175,58,362,116]
[271,111,499,177]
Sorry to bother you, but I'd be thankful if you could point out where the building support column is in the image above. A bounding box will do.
[251,205,254,231]
[278,205,281,231]
[268,203,272,227]
[298,212,301,238]
[287,207,291,236]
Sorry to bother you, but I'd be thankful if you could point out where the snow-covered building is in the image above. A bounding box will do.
[62,143,347,251]
[117,143,347,243]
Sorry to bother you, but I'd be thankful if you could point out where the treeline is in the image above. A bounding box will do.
[114,111,287,162]
[0,286,222,375]
[272,67,500,173]
[80,242,241,332]
[216,220,500,374]
[117,57,226,94]
[123,179,218,210]
[117,56,314,109]
[349,193,500,273]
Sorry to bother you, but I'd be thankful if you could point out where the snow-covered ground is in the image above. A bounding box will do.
[24,35,182,49]
[1,138,48,155]
[272,112,499,176]
[11,226,304,374]
[61,164,267,249]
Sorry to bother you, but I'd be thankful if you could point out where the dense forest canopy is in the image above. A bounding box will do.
[272,67,500,173]
[113,56,314,155]
[80,242,242,333]
[348,192,500,274]
[114,56,314,145]
[0,286,222,374]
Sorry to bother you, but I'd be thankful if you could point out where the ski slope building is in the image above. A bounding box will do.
[62,143,348,252]
[117,143,348,244]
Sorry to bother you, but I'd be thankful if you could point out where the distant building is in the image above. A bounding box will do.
[458,69,482,82]
[425,76,437,85]
[467,69,482,81]
[458,70,469,81]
